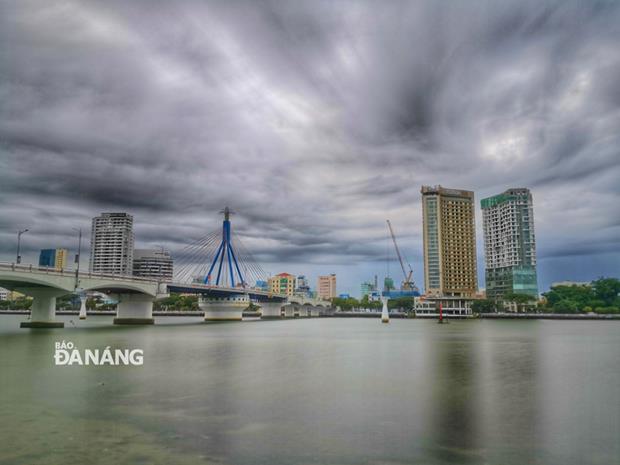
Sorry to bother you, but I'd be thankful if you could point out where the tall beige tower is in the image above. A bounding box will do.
[421,186,478,297]
[317,274,337,300]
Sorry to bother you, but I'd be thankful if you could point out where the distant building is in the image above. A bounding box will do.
[383,289,420,299]
[90,213,134,276]
[383,277,395,292]
[38,248,68,270]
[295,275,312,296]
[421,185,478,297]
[255,280,269,291]
[481,188,538,300]
[0,287,9,301]
[338,293,350,299]
[413,296,474,317]
[268,273,296,296]
[360,280,377,298]
[132,248,173,280]
[551,281,590,288]
[318,274,337,300]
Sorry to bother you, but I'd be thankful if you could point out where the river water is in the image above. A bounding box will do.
[0,315,618,465]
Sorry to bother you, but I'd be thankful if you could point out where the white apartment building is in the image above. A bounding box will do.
[89,213,134,276]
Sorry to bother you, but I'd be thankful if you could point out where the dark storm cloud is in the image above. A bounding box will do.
[1,0,619,293]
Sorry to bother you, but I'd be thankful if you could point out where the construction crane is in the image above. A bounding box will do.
[386,220,416,291]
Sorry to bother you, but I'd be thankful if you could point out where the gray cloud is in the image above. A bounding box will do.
[1,0,619,294]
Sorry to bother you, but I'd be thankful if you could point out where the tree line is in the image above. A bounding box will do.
[472,277,620,314]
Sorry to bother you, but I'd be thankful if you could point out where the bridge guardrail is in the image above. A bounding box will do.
[0,262,160,284]
[1,263,331,303]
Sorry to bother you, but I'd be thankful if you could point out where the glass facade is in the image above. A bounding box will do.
[38,249,56,267]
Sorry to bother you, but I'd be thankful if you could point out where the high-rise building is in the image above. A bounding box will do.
[317,274,337,300]
[132,248,173,280]
[421,185,478,297]
[268,273,296,296]
[89,213,134,275]
[481,188,538,299]
[38,248,68,270]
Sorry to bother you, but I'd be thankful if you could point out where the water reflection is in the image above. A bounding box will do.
[1,316,619,465]
[427,327,482,464]
[476,321,543,464]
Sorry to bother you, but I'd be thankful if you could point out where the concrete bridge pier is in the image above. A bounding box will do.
[20,288,66,328]
[282,304,296,318]
[260,301,283,319]
[113,293,155,325]
[310,306,321,317]
[78,293,87,320]
[201,295,248,321]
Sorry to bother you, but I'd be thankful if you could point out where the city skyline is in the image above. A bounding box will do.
[1,1,619,296]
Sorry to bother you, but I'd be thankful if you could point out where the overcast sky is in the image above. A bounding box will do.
[1,0,619,296]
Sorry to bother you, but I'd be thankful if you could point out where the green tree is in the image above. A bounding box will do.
[471,299,498,314]
[388,297,415,311]
[592,277,620,306]
[553,299,579,314]
[542,285,594,312]
[360,295,381,310]
[505,293,537,312]
[331,297,360,311]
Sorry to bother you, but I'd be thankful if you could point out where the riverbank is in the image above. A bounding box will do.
[480,312,620,320]
[2,310,618,320]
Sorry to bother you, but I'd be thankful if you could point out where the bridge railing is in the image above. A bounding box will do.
[0,262,160,284]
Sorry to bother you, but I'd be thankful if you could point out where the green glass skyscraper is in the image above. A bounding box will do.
[481,188,538,300]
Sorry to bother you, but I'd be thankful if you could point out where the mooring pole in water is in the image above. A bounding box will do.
[381,296,390,323]
[438,302,443,324]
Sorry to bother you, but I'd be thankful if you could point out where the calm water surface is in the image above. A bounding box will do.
[1,315,619,465]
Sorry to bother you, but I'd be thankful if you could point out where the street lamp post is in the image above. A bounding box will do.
[73,227,87,320]
[16,229,29,264]
[72,228,82,289]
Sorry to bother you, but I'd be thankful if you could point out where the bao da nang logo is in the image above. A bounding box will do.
[54,341,144,366]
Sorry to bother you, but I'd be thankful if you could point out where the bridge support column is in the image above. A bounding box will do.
[78,294,87,320]
[283,305,295,318]
[260,302,283,319]
[201,295,247,321]
[113,293,154,325]
[310,306,320,317]
[20,289,65,328]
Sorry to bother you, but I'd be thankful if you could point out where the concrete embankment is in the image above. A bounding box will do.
[480,313,620,320]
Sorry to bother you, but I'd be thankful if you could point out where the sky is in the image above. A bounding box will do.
[1,0,619,297]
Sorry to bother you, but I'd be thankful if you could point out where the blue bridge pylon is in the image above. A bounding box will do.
[204,207,245,287]
[173,207,268,287]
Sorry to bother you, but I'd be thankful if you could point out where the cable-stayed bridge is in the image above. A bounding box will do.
[0,208,331,328]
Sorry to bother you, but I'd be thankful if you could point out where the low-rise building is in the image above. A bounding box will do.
[132,248,173,280]
[295,275,312,297]
[413,296,475,316]
[268,273,296,296]
[39,248,69,270]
